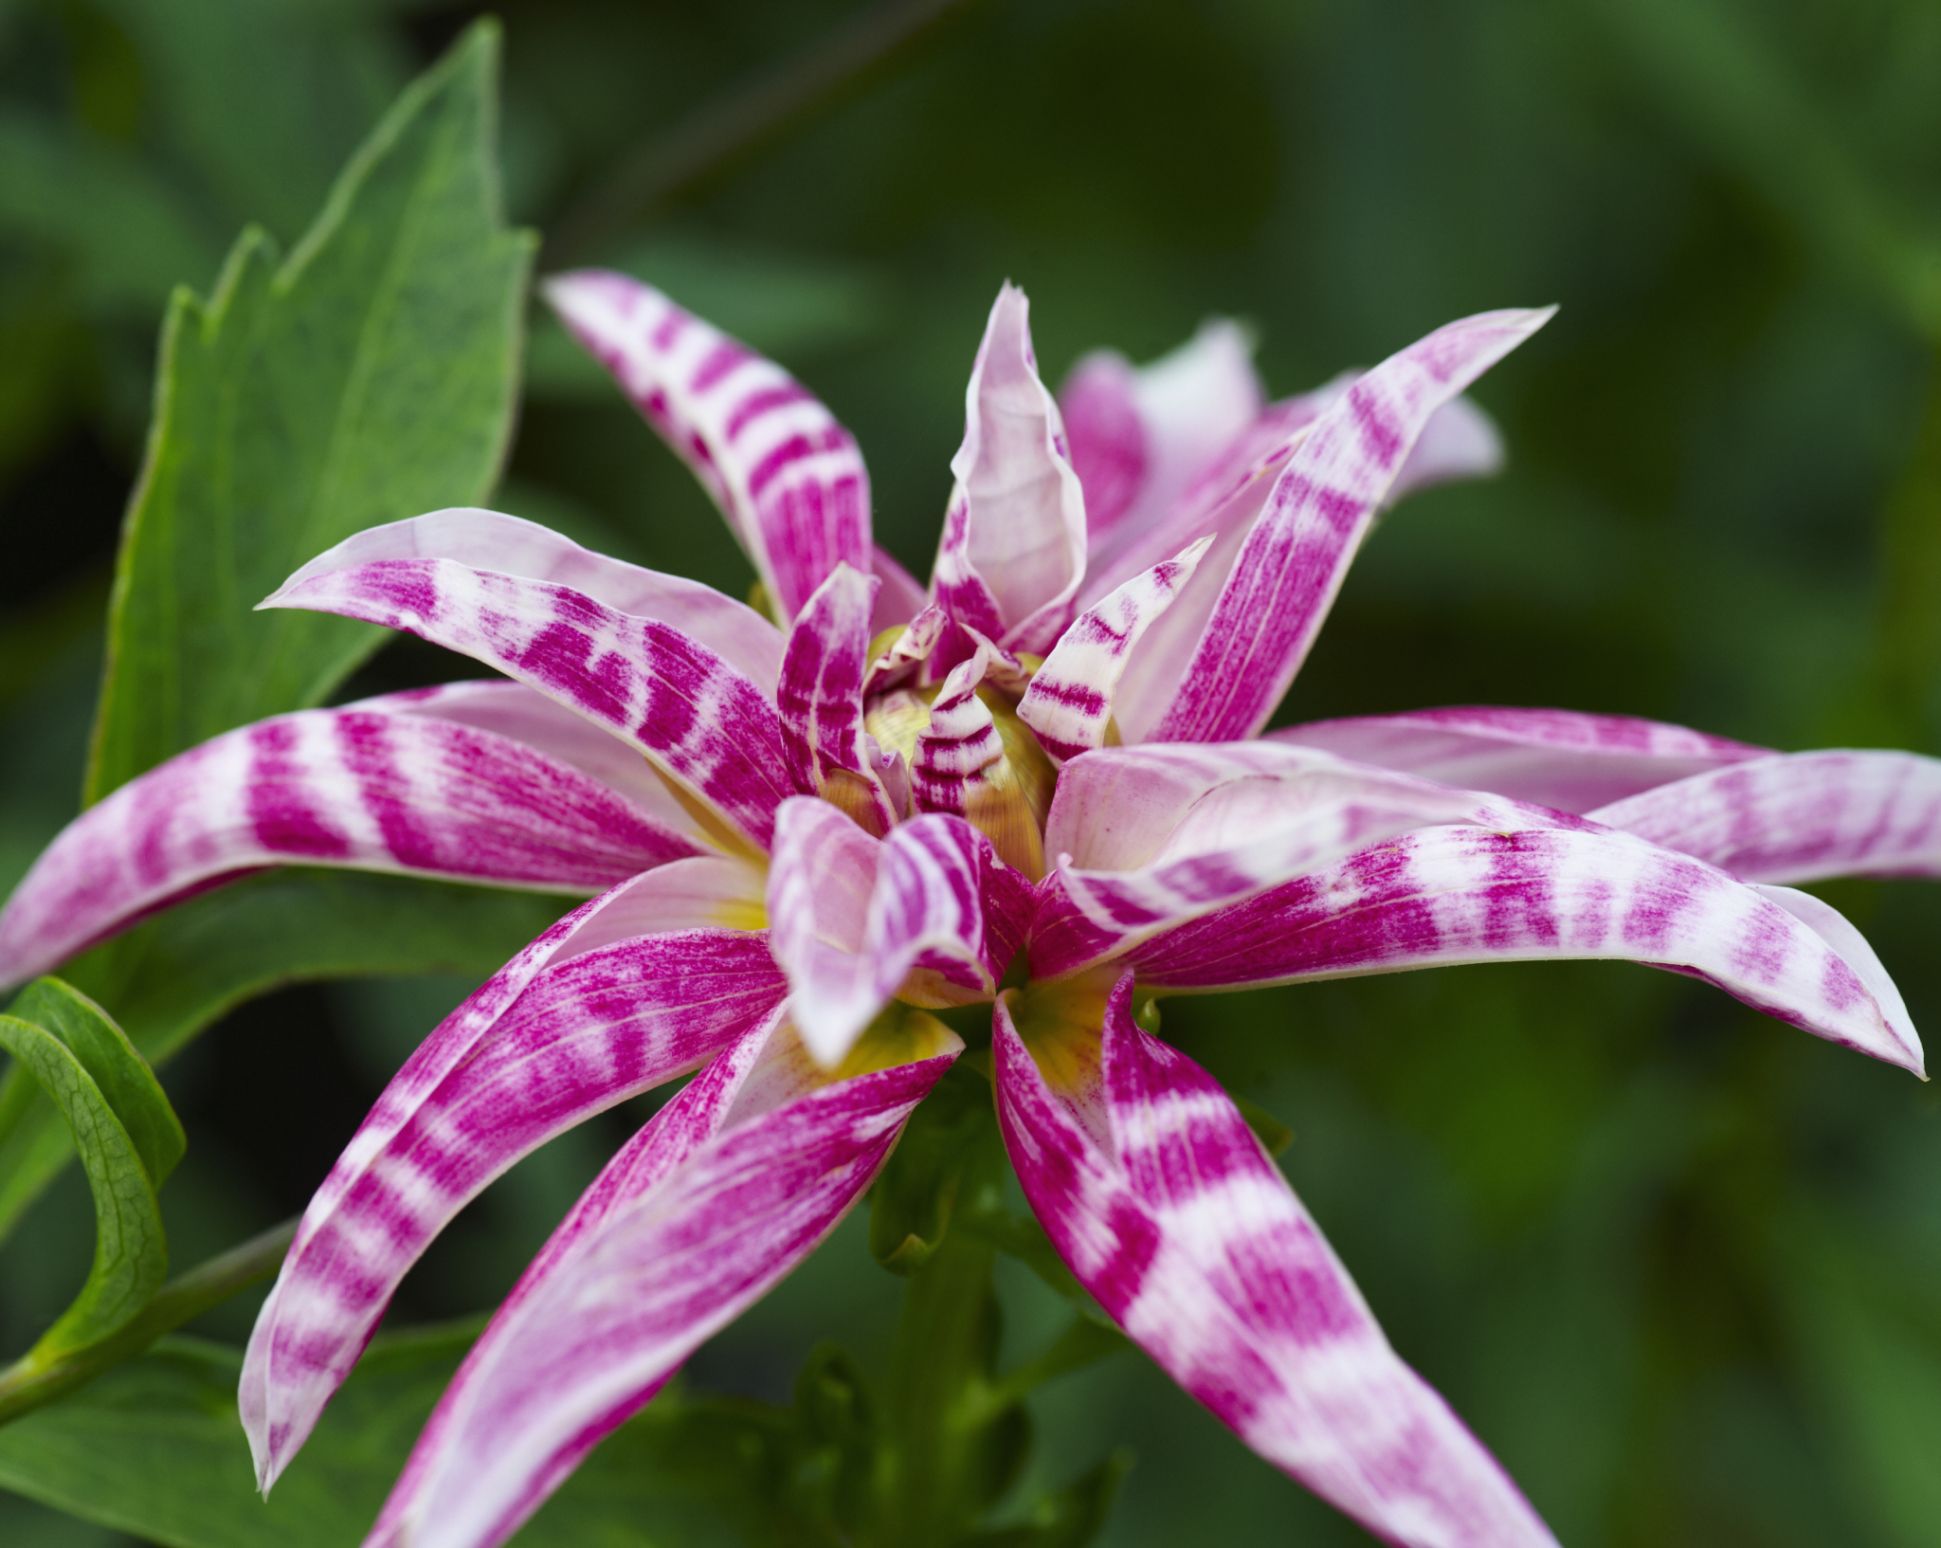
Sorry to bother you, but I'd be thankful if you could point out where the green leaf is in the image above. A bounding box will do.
[0,980,180,1365]
[83,20,534,804]
[963,1452,1132,1548]
[0,871,562,1245]
[0,1329,786,1548]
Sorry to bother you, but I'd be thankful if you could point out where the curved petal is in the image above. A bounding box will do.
[0,704,702,991]
[1031,743,1557,969]
[1152,307,1555,743]
[1273,707,1766,813]
[766,798,1028,1064]
[930,284,1089,658]
[1118,824,1923,1075]
[870,546,929,633]
[278,508,783,691]
[262,555,792,850]
[544,272,871,622]
[777,564,895,832]
[365,1010,960,1548]
[1017,537,1211,760]
[994,979,1555,1547]
[241,859,777,1488]
[1058,319,1263,543]
[1587,750,1941,883]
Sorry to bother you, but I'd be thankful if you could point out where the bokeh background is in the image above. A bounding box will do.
[3,0,1939,1542]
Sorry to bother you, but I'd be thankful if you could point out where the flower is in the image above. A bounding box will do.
[3,272,1936,1548]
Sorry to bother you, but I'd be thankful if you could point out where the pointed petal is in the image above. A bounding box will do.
[1587,750,1941,883]
[276,508,784,690]
[1059,320,1263,543]
[1391,391,1504,497]
[777,564,895,832]
[930,284,1089,656]
[765,797,1027,1064]
[994,980,1556,1546]
[1273,707,1766,813]
[1031,742,1554,970]
[263,555,792,850]
[1153,308,1555,743]
[544,272,870,621]
[366,1012,960,1548]
[240,860,777,1488]
[0,704,703,990]
[1119,823,1923,1074]
[1018,537,1212,759]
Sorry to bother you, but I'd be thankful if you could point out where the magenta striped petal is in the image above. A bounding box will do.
[0,703,702,991]
[1058,319,1263,543]
[240,861,776,1488]
[1586,750,1941,884]
[766,797,1026,1063]
[364,1013,960,1548]
[929,285,1089,658]
[1031,742,1558,968]
[277,508,784,691]
[263,556,793,849]
[911,644,1007,819]
[1273,706,1766,813]
[777,564,895,832]
[1111,823,1923,1074]
[1017,537,1212,760]
[1152,308,1555,743]
[544,271,870,622]
[994,979,1556,1546]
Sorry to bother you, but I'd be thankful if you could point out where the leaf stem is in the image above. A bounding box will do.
[0,1216,296,1426]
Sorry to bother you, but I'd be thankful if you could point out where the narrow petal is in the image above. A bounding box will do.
[1017,537,1212,760]
[870,546,929,633]
[1031,742,1555,968]
[930,284,1089,657]
[366,1011,960,1548]
[912,636,1050,876]
[1153,308,1555,743]
[263,555,792,850]
[994,980,1555,1546]
[240,860,777,1488]
[1273,706,1765,813]
[1587,750,1941,883]
[276,508,784,690]
[1116,823,1923,1074]
[0,704,701,990]
[1058,319,1263,542]
[777,564,895,832]
[766,797,1028,1063]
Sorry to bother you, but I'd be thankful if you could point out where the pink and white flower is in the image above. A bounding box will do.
[4,271,1936,1548]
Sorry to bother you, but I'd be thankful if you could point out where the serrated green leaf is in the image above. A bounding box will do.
[0,980,179,1365]
[0,1330,785,1548]
[0,872,562,1245]
[84,20,534,804]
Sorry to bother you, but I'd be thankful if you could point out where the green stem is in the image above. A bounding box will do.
[0,1216,296,1425]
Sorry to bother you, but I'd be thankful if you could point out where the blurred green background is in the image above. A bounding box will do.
[2,0,1939,1542]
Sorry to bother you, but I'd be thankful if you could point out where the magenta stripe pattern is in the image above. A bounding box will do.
[994,979,1558,1546]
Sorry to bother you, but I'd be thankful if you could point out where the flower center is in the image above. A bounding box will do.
[864,680,1058,877]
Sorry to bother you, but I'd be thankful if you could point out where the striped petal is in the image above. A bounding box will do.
[777,564,895,832]
[930,284,1089,659]
[1587,750,1941,883]
[263,555,793,850]
[241,859,778,1488]
[994,978,1555,1547]
[544,271,870,622]
[1058,319,1263,543]
[277,508,784,691]
[0,702,701,991]
[1273,707,1766,813]
[1017,537,1212,760]
[1031,742,1557,970]
[1152,308,1555,743]
[766,797,1028,1064]
[1118,823,1924,1074]
[365,1010,960,1548]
